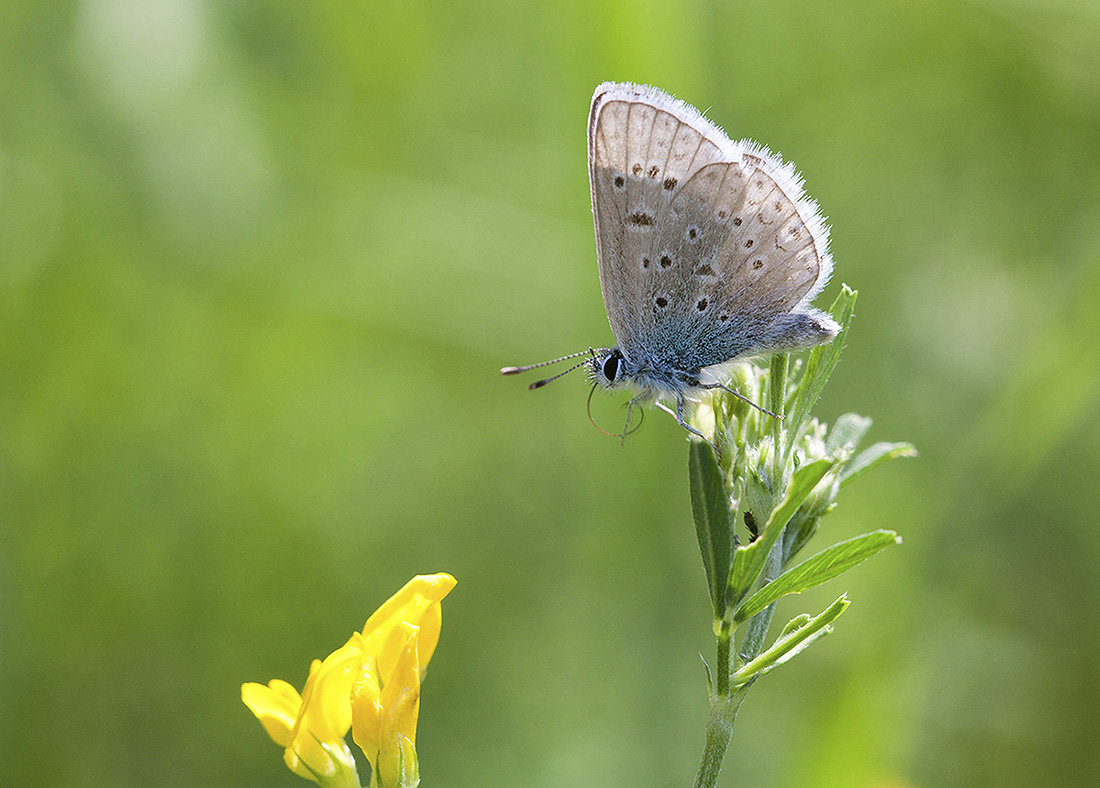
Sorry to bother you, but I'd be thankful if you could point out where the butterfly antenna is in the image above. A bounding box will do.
[500,350,590,376]
[526,359,589,390]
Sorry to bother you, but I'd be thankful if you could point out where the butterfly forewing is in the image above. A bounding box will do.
[589,86,725,355]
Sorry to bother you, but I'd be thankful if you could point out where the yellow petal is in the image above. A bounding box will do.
[360,574,455,679]
[349,654,384,767]
[413,602,443,670]
[291,640,364,747]
[351,622,422,784]
[244,665,334,783]
[380,626,422,748]
[241,679,301,747]
[266,643,364,782]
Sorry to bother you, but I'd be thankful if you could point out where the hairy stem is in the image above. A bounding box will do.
[693,688,748,788]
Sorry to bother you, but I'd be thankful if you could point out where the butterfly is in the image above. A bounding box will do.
[503,82,838,444]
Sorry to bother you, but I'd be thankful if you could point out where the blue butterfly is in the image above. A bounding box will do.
[504,82,837,444]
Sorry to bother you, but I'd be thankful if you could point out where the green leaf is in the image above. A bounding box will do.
[841,441,918,486]
[689,441,733,615]
[728,457,834,604]
[700,653,714,693]
[778,613,811,638]
[787,286,858,438]
[734,530,901,622]
[826,412,873,455]
[731,595,850,686]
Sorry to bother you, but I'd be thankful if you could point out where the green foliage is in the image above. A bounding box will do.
[689,442,734,617]
[728,458,835,607]
[783,290,858,448]
[841,442,919,486]
[688,288,915,787]
[734,530,901,623]
[730,596,850,687]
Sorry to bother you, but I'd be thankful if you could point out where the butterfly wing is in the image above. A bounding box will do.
[588,82,834,374]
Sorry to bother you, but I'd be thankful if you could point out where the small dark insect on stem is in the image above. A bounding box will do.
[743,511,759,540]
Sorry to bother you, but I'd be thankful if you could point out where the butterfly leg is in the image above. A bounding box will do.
[669,396,720,457]
[699,382,781,420]
[654,399,676,420]
[618,396,648,446]
[621,398,635,447]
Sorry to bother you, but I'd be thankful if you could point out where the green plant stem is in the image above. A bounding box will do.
[693,687,748,788]
[693,532,785,787]
[715,626,731,696]
[769,353,787,460]
[694,622,738,788]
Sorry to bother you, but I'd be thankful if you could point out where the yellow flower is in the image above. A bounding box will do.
[351,573,456,788]
[242,573,455,788]
[241,646,361,787]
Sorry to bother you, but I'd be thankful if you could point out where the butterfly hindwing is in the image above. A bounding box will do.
[652,159,828,367]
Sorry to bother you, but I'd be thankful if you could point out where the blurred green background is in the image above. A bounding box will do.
[3,1,1099,786]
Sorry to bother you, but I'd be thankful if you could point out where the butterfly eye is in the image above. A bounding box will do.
[602,352,620,381]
